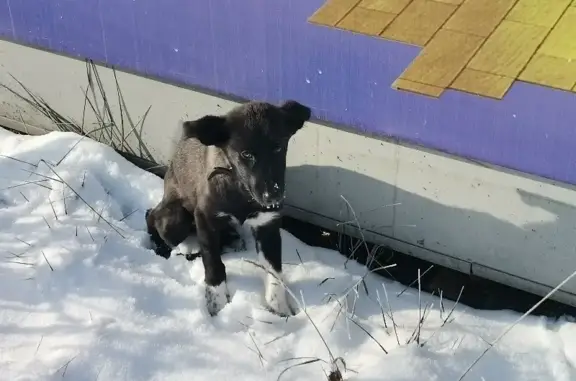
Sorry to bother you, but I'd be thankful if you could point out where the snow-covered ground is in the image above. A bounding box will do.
[1,127,575,381]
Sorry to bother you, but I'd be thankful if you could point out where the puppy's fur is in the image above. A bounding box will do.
[146,100,311,316]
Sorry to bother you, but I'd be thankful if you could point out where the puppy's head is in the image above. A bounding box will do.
[182,100,311,209]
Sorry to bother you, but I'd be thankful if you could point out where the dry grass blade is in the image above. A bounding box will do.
[417,269,422,344]
[42,161,125,238]
[277,358,323,381]
[344,311,388,354]
[422,285,465,347]
[41,251,54,271]
[79,81,89,135]
[407,299,433,345]
[35,335,44,355]
[441,286,463,327]
[112,69,126,149]
[338,195,393,281]
[458,267,576,380]
[295,248,304,265]
[339,264,397,301]
[6,260,35,266]
[55,136,86,167]
[1,179,50,192]
[54,354,77,378]
[14,237,32,247]
[87,61,129,150]
[122,104,153,151]
[62,187,68,215]
[264,331,290,346]
[439,289,445,320]
[338,195,373,266]
[318,277,335,287]
[397,264,434,298]
[112,67,155,161]
[3,64,156,165]
[247,330,266,368]
[85,226,95,242]
[0,154,37,167]
[383,283,401,346]
[3,75,82,134]
[20,192,29,202]
[5,250,26,259]
[375,289,388,329]
[49,197,59,221]
[322,263,397,333]
[21,168,63,183]
[322,263,397,336]
[119,208,138,222]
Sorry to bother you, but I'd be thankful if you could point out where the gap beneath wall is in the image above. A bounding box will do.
[4,125,576,320]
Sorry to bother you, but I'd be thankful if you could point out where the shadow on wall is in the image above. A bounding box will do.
[285,164,576,308]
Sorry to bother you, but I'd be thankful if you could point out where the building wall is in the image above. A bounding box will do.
[2,0,576,185]
[1,40,576,306]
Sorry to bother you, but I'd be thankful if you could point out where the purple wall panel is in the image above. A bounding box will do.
[2,0,576,185]
[0,1,13,37]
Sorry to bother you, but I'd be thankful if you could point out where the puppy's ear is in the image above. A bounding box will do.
[280,100,311,135]
[181,116,230,146]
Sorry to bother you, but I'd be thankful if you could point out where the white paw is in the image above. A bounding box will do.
[205,282,231,316]
[264,273,295,317]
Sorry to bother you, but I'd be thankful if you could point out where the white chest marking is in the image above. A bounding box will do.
[245,211,281,228]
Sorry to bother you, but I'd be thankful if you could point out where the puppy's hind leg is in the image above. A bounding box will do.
[146,199,195,259]
[146,208,171,258]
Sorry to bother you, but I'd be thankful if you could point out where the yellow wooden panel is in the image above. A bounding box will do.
[338,7,396,35]
[537,7,576,60]
[392,78,444,97]
[380,0,457,46]
[450,69,514,99]
[308,0,360,26]
[359,0,412,14]
[443,0,517,37]
[519,54,576,90]
[467,21,549,78]
[433,0,463,4]
[399,29,484,87]
[506,0,571,28]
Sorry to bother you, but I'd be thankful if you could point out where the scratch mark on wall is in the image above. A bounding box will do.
[96,0,109,62]
[6,0,16,38]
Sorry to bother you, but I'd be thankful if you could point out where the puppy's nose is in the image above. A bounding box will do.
[262,187,283,207]
[263,191,278,202]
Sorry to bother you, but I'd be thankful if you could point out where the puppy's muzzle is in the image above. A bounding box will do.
[261,183,284,210]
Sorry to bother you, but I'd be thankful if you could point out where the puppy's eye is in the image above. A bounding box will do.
[273,147,282,153]
[241,151,254,160]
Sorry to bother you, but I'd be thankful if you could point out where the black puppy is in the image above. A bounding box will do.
[146,100,311,316]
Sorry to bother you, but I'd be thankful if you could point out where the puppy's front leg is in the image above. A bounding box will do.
[249,213,295,317]
[195,209,230,316]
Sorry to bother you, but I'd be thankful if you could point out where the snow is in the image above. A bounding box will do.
[0,127,575,381]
